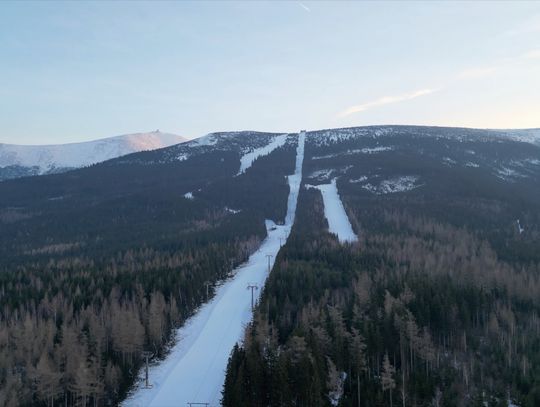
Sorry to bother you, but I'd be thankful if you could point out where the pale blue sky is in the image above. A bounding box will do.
[1,1,539,144]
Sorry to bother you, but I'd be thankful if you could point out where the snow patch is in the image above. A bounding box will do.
[496,129,540,145]
[443,157,457,165]
[307,179,358,243]
[122,131,306,407]
[362,176,421,195]
[512,158,540,167]
[312,146,393,160]
[191,133,218,147]
[328,372,347,407]
[237,134,288,175]
[495,167,524,181]
[465,162,480,168]
[349,176,368,183]
[225,207,241,214]
[183,192,194,200]
[516,219,524,234]
[309,166,352,181]
[310,127,393,146]
[361,146,393,154]
[309,168,335,181]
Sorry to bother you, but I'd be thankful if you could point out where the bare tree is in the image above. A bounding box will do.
[382,352,396,407]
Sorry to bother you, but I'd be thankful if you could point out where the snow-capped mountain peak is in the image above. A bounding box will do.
[0,131,186,180]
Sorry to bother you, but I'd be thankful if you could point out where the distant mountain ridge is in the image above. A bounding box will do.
[0,131,186,180]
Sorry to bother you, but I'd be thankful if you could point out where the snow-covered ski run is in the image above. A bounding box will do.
[123,131,305,407]
[307,178,358,243]
[237,133,289,175]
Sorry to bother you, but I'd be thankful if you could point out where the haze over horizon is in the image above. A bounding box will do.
[1,1,539,145]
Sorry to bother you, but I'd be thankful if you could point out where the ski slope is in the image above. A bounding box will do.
[123,131,305,407]
[237,133,289,174]
[308,178,358,243]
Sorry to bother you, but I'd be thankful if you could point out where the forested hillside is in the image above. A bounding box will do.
[1,125,539,406]
[222,126,540,406]
[0,132,296,406]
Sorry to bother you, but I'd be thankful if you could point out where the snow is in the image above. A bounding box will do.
[495,167,524,181]
[361,176,421,195]
[360,146,393,154]
[496,129,540,145]
[191,133,218,147]
[328,372,347,407]
[224,207,241,214]
[183,192,194,200]
[237,134,288,174]
[349,176,368,183]
[517,219,524,234]
[309,168,335,181]
[307,125,540,148]
[306,178,358,243]
[511,158,540,167]
[0,131,185,173]
[312,146,393,160]
[465,162,480,168]
[311,126,393,146]
[443,157,457,165]
[309,166,352,181]
[122,131,305,407]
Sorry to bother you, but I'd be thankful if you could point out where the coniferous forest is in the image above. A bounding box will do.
[1,126,539,406]
[222,127,540,407]
[0,135,295,406]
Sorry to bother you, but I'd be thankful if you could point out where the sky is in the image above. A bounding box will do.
[1,1,539,145]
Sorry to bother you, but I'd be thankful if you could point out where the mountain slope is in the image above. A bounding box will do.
[0,130,297,406]
[222,125,540,407]
[0,130,186,180]
[0,126,539,407]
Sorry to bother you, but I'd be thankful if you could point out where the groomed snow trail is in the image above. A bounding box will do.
[123,131,305,407]
[309,178,358,243]
[237,134,289,174]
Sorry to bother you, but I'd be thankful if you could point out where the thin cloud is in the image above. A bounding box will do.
[298,2,311,12]
[338,88,438,118]
[457,49,540,81]
[337,48,537,120]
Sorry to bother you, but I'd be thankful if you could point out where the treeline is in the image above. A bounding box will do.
[222,186,540,406]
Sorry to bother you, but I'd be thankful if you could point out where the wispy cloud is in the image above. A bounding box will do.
[338,88,438,118]
[298,2,311,13]
[457,49,540,81]
[338,46,539,120]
